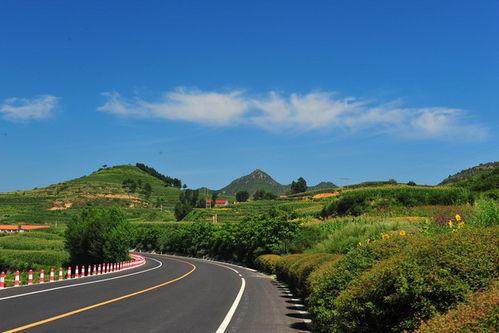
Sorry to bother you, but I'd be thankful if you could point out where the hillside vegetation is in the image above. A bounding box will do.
[440,161,499,185]
[0,164,181,225]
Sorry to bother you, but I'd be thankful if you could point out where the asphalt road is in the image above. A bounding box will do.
[0,254,310,333]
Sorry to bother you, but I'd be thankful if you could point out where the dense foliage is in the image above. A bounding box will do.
[135,208,300,264]
[235,190,249,202]
[135,163,182,188]
[65,207,134,265]
[449,166,499,199]
[174,189,206,220]
[321,186,473,218]
[416,282,499,333]
[290,177,307,194]
[253,189,277,200]
[262,225,499,333]
[440,161,498,185]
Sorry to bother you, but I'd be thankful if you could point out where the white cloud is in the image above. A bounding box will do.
[98,89,248,126]
[98,88,487,141]
[0,95,59,121]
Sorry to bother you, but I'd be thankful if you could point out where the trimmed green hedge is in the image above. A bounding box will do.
[254,254,281,274]
[310,227,498,332]
[416,282,499,333]
[307,235,420,332]
[275,253,339,298]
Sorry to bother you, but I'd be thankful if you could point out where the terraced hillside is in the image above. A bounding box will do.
[0,164,181,225]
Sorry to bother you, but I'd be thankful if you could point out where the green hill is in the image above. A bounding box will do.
[309,181,337,191]
[218,169,287,196]
[217,169,336,196]
[440,162,499,185]
[0,164,182,224]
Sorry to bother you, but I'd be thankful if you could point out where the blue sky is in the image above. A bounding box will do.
[0,0,498,191]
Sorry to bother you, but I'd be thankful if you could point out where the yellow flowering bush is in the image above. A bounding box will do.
[448,213,465,232]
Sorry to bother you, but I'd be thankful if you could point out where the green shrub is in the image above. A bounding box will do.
[254,254,281,274]
[416,282,499,333]
[287,224,328,253]
[330,227,498,332]
[307,235,420,332]
[471,199,499,227]
[276,253,338,298]
[311,218,417,254]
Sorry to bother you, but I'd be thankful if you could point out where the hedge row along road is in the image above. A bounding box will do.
[0,253,305,333]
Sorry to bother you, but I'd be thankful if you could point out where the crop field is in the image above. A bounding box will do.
[0,228,69,286]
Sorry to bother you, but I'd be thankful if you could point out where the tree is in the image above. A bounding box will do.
[407,181,417,186]
[65,207,134,265]
[236,190,250,202]
[290,177,307,194]
[253,189,276,200]
[174,189,199,220]
[142,183,152,199]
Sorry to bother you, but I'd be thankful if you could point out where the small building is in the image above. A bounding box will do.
[206,200,230,208]
[0,225,50,233]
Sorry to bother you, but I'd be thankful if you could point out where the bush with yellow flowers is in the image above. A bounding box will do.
[329,226,498,332]
[448,213,465,232]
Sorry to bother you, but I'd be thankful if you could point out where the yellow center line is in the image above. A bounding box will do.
[3,258,196,333]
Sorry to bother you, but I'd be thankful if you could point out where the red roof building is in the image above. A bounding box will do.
[206,199,230,208]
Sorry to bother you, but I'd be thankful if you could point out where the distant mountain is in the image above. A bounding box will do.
[218,169,286,195]
[440,162,499,185]
[217,169,336,196]
[309,181,337,191]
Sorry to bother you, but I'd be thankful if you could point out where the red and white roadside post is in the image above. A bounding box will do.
[14,271,20,287]
[39,269,45,283]
[67,267,72,280]
[59,268,64,281]
[87,265,91,276]
[28,269,34,285]
[75,266,79,279]
[0,272,5,289]
[50,268,55,282]
[93,265,96,276]
[81,265,85,277]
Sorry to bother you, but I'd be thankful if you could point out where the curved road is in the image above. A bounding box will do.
[0,254,310,332]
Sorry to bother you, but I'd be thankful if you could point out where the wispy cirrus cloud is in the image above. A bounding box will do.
[0,95,60,121]
[97,88,487,141]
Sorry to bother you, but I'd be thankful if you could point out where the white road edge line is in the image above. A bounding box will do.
[0,257,162,302]
[215,276,246,333]
[154,253,247,333]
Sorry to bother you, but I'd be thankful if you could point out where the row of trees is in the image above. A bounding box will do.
[135,208,300,264]
[135,163,182,188]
